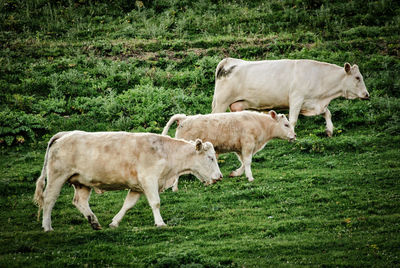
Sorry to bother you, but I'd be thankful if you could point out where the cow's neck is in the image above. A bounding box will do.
[261,118,275,140]
[318,73,347,105]
[318,90,343,111]
[271,123,283,140]
[169,142,196,175]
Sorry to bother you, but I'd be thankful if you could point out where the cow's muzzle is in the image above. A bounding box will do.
[213,174,223,183]
[210,173,223,184]
[361,92,370,100]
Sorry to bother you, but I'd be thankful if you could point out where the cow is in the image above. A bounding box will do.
[162,110,296,188]
[212,58,370,137]
[33,131,222,232]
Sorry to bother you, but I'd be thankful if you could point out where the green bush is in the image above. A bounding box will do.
[0,108,47,146]
[0,0,399,148]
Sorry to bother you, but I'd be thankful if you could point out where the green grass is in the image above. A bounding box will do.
[1,132,399,266]
[1,0,400,266]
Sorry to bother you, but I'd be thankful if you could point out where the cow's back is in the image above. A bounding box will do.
[53,131,147,166]
[48,131,169,190]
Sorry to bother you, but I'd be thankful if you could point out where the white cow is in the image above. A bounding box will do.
[212,58,370,136]
[33,131,222,232]
[162,110,296,186]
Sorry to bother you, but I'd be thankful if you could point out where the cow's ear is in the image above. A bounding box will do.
[269,110,277,120]
[344,63,351,74]
[195,139,203,151]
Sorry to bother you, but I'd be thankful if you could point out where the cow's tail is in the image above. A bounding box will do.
[162,114,187,136]
[211,97,216,113]
[213,58,237,113]
[33,132,68,221]
[214,58,226,82]
[213,59,226,112]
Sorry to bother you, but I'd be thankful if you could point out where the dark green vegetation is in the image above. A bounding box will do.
[1,0,399,266]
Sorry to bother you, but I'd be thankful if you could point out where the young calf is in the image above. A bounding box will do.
[34,131,222,232]
[162,111,296,187]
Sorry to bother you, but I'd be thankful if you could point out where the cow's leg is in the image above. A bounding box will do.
[212,100,231,113]
[242,149,255,182]
[41,174,66,232]
[109,190,141,228]
[230,152,245,177]
[212,87,233,113]
[324,108,334,137]
[172,176,179,192]
[72,184,101,230]
[288,98,304,132]
[142,177,166,227]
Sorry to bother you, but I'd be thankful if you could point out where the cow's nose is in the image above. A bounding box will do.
[364,92,370,100]
[212,174,223,183]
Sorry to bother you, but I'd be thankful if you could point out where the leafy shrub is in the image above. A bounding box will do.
[1,0,399,150]
[65,85,211,133]
[33,98,67,115]
[0,108,47,146]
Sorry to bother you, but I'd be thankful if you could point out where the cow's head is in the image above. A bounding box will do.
[191,139,223,185]
[343,63,370,100]
[269,110,296,141]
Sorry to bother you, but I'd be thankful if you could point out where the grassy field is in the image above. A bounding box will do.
[1,0,400,266]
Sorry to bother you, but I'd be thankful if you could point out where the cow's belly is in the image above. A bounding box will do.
[90,181,131,191]
[250,103,289,111]
[68,168,142,192]
[241,89,289,110]
[178,125,242,154]
[213,145,241,154]
[180,134,241,154]
[300,99,327,116]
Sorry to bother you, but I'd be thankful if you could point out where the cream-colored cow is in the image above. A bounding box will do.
[162,111,296,187]
[34,131,222,232]
[212,58,370,136]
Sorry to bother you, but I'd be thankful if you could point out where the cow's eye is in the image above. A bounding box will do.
[284,124,289,128]
[355,76,360,81]
[209,156,214,162]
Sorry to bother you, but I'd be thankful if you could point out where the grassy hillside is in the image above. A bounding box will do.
[1,0,399,266]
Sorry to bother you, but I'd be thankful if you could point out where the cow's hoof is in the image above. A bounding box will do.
[155,223,167,228]
[326,130,333,137]
[44,227,54,232]
[247,177,254,182]
[91,222,102,230]
[109,222,119,228]
[172,187,178,192]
